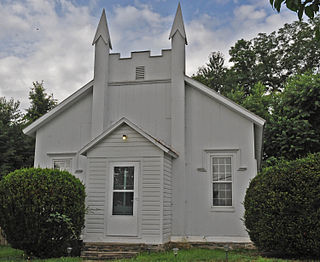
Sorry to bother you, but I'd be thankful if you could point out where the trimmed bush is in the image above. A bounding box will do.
[0,168,85,258]
[244,153,320,258]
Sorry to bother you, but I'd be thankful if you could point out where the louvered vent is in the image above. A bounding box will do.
[135,66,145,80]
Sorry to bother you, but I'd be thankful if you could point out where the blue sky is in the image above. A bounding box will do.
[0,0,297,109]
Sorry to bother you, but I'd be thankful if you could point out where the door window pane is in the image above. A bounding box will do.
[113,167,134,190]
[112,192,133,215]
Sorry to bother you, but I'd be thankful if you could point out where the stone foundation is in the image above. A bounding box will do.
[81,241,256,260]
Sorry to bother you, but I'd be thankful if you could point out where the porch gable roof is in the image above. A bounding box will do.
[79,117,179,158]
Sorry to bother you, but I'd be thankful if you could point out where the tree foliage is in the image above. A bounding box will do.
[193,18,320,162]
[0,168,85,258]
[0,98,33,178]
[270,0,320,38]
[270,0,320,19]
[194,17,320,95]
[244,153,320,258]
[0,82,57,179]
[193,52,229,94]
[24,81,57,124]
[264,73,320,160]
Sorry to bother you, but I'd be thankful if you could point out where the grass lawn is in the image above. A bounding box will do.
[116,248,299,262]
[0,245,302,261]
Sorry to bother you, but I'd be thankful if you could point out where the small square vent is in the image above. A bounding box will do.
[135,66,145,80]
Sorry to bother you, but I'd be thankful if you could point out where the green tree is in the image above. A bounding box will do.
[0,98,33,178]
[225,82,272,121]
[194,17,320,95]
[270,0,320,38]
[193,52,228,94]
[264,72,320,160]
[0,82,57,178]
[24,81,57,124]
[270,0,320,19]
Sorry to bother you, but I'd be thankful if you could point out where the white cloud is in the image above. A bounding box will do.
[0,0,95,110]
[0,0,297,111]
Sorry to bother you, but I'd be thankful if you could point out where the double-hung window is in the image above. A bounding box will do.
[212,156,233,207]
[53,158,72,173]
[112,166,135,216]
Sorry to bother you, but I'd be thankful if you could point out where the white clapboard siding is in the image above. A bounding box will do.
[86,124,164,242]
[89,125,163,158]
[86,158,107,235]
[162,154,172,242]
[141,156,162,236]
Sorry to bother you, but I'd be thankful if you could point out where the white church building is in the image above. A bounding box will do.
[24,4,265,245]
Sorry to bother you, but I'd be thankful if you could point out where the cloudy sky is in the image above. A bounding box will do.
[0,0,297,110]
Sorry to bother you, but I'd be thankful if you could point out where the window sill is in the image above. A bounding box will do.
[210,206,235,212]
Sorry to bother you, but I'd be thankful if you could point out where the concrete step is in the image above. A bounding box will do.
[82,250,139,260]
[83,242,147,252]
[81,244,141,260]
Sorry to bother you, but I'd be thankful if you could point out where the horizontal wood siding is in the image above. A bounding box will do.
[86,123,164,242]
[162,154,172,242]
[89,125,163,158]
[141,156,162,237]
[86,158,107,235]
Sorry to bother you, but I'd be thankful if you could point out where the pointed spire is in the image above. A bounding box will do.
[169,3,187,45]
[92,9,112,49]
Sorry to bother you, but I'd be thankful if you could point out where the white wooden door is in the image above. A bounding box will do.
[106,162,139,236]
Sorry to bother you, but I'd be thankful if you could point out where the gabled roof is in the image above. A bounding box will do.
[185,76,266,127]
[79,117,179,158]
[23,80,93,136]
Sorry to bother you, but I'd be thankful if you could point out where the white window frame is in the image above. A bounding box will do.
[109,162,139,217]
[48,152,76,175]
[209,151,237,212]
[52,158,73,173]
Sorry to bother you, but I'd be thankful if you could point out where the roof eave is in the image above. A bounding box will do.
[185,76,266,127]
[79,117,179,158]
[23,80,94,136]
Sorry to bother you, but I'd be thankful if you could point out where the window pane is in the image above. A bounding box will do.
[112,192,134,215]
[213,182,232,207]
[225,173,232,181]
[114,167,134,190]
[53,160,71,173]
[213,166,218,181]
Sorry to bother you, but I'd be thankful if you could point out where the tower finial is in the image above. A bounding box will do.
[169,3,187,45]
[92,9,112,49]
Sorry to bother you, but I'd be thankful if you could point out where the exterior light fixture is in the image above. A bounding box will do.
[172,247,179,257]
[224,245,229,262]
[122,135,127,141]
[67,247,72,257]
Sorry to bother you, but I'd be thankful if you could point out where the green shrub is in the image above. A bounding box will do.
[0,168,85,258]
[244,153,320,258]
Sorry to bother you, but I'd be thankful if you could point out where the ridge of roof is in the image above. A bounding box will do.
[23,80,94,136]
[185,76,265,127]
